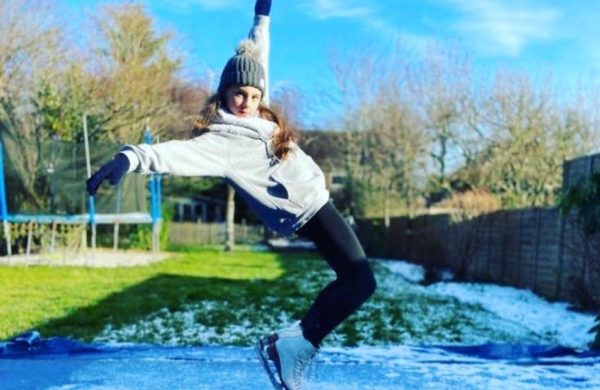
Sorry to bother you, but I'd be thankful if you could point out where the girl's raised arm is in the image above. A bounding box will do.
[248,0,271,105]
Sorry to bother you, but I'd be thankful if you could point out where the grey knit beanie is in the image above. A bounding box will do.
[218,39,266,96]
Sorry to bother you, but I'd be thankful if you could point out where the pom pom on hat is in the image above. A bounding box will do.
[236,39,261,60]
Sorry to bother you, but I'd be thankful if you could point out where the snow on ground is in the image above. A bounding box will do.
[381,259,596,349]
[94,256,598,351]
[96,301,295,346]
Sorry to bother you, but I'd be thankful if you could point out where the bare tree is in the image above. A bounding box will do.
[329,42,429,218]
[87,3,182,142]
[409,44,482,195]
[363,96,427,223]
[0,0,64,210]
[270,84,305,130]
[167,79,210,138]
[473,71,596,208]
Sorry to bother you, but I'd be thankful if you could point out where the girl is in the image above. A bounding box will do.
[86,1,376,389]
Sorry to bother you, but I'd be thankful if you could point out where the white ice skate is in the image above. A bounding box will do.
[256,322,317,390]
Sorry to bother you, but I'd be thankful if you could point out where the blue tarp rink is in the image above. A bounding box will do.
[1,333,599,389]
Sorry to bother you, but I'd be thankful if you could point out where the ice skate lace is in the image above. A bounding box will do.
[293,348,316,389]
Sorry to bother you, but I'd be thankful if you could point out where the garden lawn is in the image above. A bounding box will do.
[1,246,554,347]
[0,246,292,341]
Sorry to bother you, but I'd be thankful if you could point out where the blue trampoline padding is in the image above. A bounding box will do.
[4,212,153,224]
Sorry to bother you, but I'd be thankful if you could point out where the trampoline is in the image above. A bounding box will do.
[0,129,162,259]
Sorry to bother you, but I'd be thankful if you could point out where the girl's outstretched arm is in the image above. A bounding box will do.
[248,0,271,105]
[87,135,229,195]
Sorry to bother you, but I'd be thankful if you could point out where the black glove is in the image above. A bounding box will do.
[255,0,271,16]
[86,153,130,196]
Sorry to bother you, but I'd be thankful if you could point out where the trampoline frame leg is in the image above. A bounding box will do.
[3,221,11,257]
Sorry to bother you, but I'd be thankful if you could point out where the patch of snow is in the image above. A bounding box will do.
[429,282,596,348]
[380,259,596,349]
[267,237,316,250]
[249,244,270,252]
[376,259,425,283]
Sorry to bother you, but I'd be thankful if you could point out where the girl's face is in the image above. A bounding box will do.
[225,86,262,118]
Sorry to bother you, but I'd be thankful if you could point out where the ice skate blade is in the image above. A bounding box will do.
[255,338,287,390]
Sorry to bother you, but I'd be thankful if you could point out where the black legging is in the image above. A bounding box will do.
[296,201,377,348]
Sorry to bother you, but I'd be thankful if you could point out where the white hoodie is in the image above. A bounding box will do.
[119,15,330,235]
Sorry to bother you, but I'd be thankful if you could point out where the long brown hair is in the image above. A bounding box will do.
[192,93,298,160]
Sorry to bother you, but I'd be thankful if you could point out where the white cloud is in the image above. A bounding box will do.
[154,0,242,12]
[297,0,406,42]
[298,0,374,20]
[195,0,240,9]
[448,0,559,56]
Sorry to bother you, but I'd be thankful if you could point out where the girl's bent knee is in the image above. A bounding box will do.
[345,261,377,299]
[363,266,377,298]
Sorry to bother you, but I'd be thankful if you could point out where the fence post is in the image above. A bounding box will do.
[145,127,160,255]
[556,209,567,300]
[516,210,524,287]
[500,211,508,282]
[0,141,11,257]
[533,208,542,293]
[26,220,33,260]
[485,213,493,278]
[83,113,96,262]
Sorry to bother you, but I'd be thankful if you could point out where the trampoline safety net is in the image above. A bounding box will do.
[2,136,148,216]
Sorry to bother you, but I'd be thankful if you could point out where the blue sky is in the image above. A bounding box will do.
[65,0,600,126]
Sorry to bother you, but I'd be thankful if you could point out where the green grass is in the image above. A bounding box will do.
[0,246,323,342]
[0,246,547,347]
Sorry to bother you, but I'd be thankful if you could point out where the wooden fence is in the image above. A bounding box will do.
[357,153,600,309]
[168,222,265,246]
